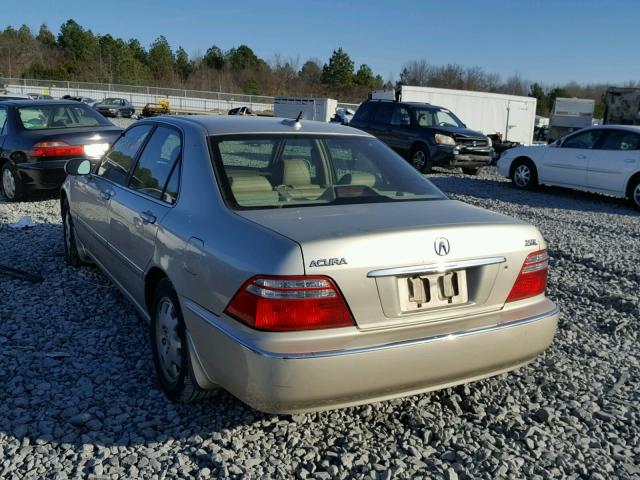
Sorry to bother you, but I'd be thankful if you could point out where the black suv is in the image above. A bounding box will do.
[350,100,493,174]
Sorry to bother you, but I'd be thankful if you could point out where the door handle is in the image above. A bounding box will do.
[576,154,587,159]
[139,211,156,225]
[100,190,111,201]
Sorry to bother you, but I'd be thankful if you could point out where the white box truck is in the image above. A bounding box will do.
[548,97,594,141]
[274,97,338,122]
[372,86,537,145]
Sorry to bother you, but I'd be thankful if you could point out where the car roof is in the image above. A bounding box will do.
[588,124,640,133]
[364,99,446,110]
[0,99,90,107]
[142,115,374,136]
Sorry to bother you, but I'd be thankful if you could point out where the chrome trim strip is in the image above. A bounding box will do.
[367,256,506,278]
[184,299,558,360]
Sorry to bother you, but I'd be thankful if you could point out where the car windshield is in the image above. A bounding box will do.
[18,104,111,130]
[414,107,464,128]
[102,98,120,105]
[210,134,447,209]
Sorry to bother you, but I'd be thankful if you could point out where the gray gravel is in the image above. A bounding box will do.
[0,167,638,479]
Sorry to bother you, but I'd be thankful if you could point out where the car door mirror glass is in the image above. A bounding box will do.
[65,158,92,176]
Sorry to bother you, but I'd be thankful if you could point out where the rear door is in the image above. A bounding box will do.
[368,103,394,145]
[587,129,640,194]
[538,129,604,187]
[107,125,182,302]
[0,106,7,153]
[73,124,153,264]
[387,104,413,156]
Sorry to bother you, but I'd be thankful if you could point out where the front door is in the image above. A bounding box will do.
[587,129,640,194]
[538,129,605,187]
[107,125,182,304]
[79,124,154,267]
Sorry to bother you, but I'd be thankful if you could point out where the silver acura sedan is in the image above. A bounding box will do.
[61,116,558,413]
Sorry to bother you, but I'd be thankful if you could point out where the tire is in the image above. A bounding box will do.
[150,278,209,403]
[1,162,25,201]
[410,145,433,174]
[62,198,83,267]
[462,167,480,176]
[511,159,538,190]
[628,177,640,211]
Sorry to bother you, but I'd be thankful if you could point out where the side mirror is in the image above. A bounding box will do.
[65,158,92,175]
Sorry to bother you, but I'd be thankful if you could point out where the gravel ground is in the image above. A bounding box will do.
[0,167,638,479]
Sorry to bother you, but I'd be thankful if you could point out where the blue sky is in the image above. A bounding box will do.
[2,0,639,85]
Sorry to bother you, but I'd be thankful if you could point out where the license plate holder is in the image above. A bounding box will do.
[397,269,468,312]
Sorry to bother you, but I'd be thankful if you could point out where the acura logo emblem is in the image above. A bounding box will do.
[434,237,450,256]
[472,141,477,147]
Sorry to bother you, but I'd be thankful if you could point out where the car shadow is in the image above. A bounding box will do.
[429,175,640,217]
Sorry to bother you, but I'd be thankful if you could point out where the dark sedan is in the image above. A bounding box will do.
[94,98,135,118]
[0,100,122,201]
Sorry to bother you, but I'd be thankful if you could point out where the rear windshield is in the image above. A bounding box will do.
[210,134,446,209]
[18,104,111,130]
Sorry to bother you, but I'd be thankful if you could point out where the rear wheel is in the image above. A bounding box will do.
[511,159,538,190]
[410,145,433,174]
[151,278,209,402]
[462,167,480,176]
[1,163,25,201]
[628,177,640,210]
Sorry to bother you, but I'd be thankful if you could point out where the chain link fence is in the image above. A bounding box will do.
[1,77,360,115]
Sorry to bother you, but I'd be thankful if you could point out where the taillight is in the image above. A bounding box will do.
[506,250,549,302]
[225,275,355,331]
[29,141,85,157]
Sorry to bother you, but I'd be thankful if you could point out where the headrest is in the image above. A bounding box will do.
[283,159,311,186]
[339,172,376,188]
[230,175,273,193]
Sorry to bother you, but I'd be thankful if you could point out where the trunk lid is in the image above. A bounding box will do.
[25,126,123,161]
[238,200,545,330]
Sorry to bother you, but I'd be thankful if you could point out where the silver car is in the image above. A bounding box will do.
[61,116,558,413]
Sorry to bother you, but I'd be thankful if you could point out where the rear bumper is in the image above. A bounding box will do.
[432,145,493,168]
[183,298,558,414]
[17,160,68,190]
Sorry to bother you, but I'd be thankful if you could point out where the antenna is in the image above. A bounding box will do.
[295,111,303,122]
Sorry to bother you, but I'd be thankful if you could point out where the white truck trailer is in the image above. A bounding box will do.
[548,97,595,141]
[371,86,537,145]
[273,97,338,122]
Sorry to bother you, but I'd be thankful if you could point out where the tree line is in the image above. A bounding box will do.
[1,20,636,112]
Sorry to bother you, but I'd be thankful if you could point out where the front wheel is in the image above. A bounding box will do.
[410,145,433,174]
[1,163,25,201]
[511,160,538,190]
[62,198,83,267]
[628,177,640,210]
[151,279,210,403]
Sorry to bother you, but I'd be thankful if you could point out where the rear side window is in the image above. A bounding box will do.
[18,104,110,130]
[373,104,393,124]
[129,126,182,202]
[391,106,410,126]
[98,125,153,185]
[600,130,640,150]
[352,103,375,122]
[0,108,7,134]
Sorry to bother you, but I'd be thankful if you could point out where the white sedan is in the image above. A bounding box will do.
[497,125,640,209]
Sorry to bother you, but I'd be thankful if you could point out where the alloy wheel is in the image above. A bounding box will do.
[155,298,182,383]
[633,183,640,208]
[2,168,15,199]
[412,150,426,170]
[514,165,531,187]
